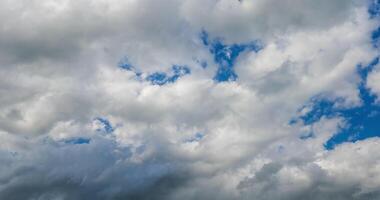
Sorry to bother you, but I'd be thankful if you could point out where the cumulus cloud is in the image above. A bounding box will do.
[0,0,380,199]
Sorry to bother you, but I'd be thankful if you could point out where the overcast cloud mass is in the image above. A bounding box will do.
[1,0,380,199]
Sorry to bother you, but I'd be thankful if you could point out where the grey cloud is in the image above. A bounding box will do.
[181,0,357,43]
[0,0,379,200]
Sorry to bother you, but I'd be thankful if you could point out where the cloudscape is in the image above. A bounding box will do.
[1,0,380,199]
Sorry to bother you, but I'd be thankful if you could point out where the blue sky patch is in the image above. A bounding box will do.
[372,26,380,48]
[95,117,114,133]
[200,30,262,82]
[185,132,204,143]
[369,0,380,18]
[146,65,191,86]
[118,56,143,78]
[294,57,380,150]
[118,56,134,71]
[64,137,91,145]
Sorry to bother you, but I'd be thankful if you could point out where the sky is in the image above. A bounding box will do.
[0,0,380,199]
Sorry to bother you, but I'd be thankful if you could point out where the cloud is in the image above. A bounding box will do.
[181,0,359,43]
[0,0,380,199]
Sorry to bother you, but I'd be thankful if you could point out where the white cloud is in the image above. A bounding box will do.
[0,0,379,199]
[368,63,380,101]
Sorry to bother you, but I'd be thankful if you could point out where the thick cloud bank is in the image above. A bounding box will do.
[1,0,380,199]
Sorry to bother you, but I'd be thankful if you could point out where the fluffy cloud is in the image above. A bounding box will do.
[0,0,380,199]
[368,62,380,99]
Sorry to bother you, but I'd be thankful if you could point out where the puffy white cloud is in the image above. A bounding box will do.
[368,62,380,100]
[0,0,379,199]
[181,0,360,43]
[237,137,380,200]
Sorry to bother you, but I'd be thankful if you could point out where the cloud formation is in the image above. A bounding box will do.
[0,0,380,199]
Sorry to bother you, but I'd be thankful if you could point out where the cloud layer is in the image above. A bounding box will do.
[0,0,380,199]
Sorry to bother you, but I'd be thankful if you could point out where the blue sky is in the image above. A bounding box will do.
[296,57,380,150]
